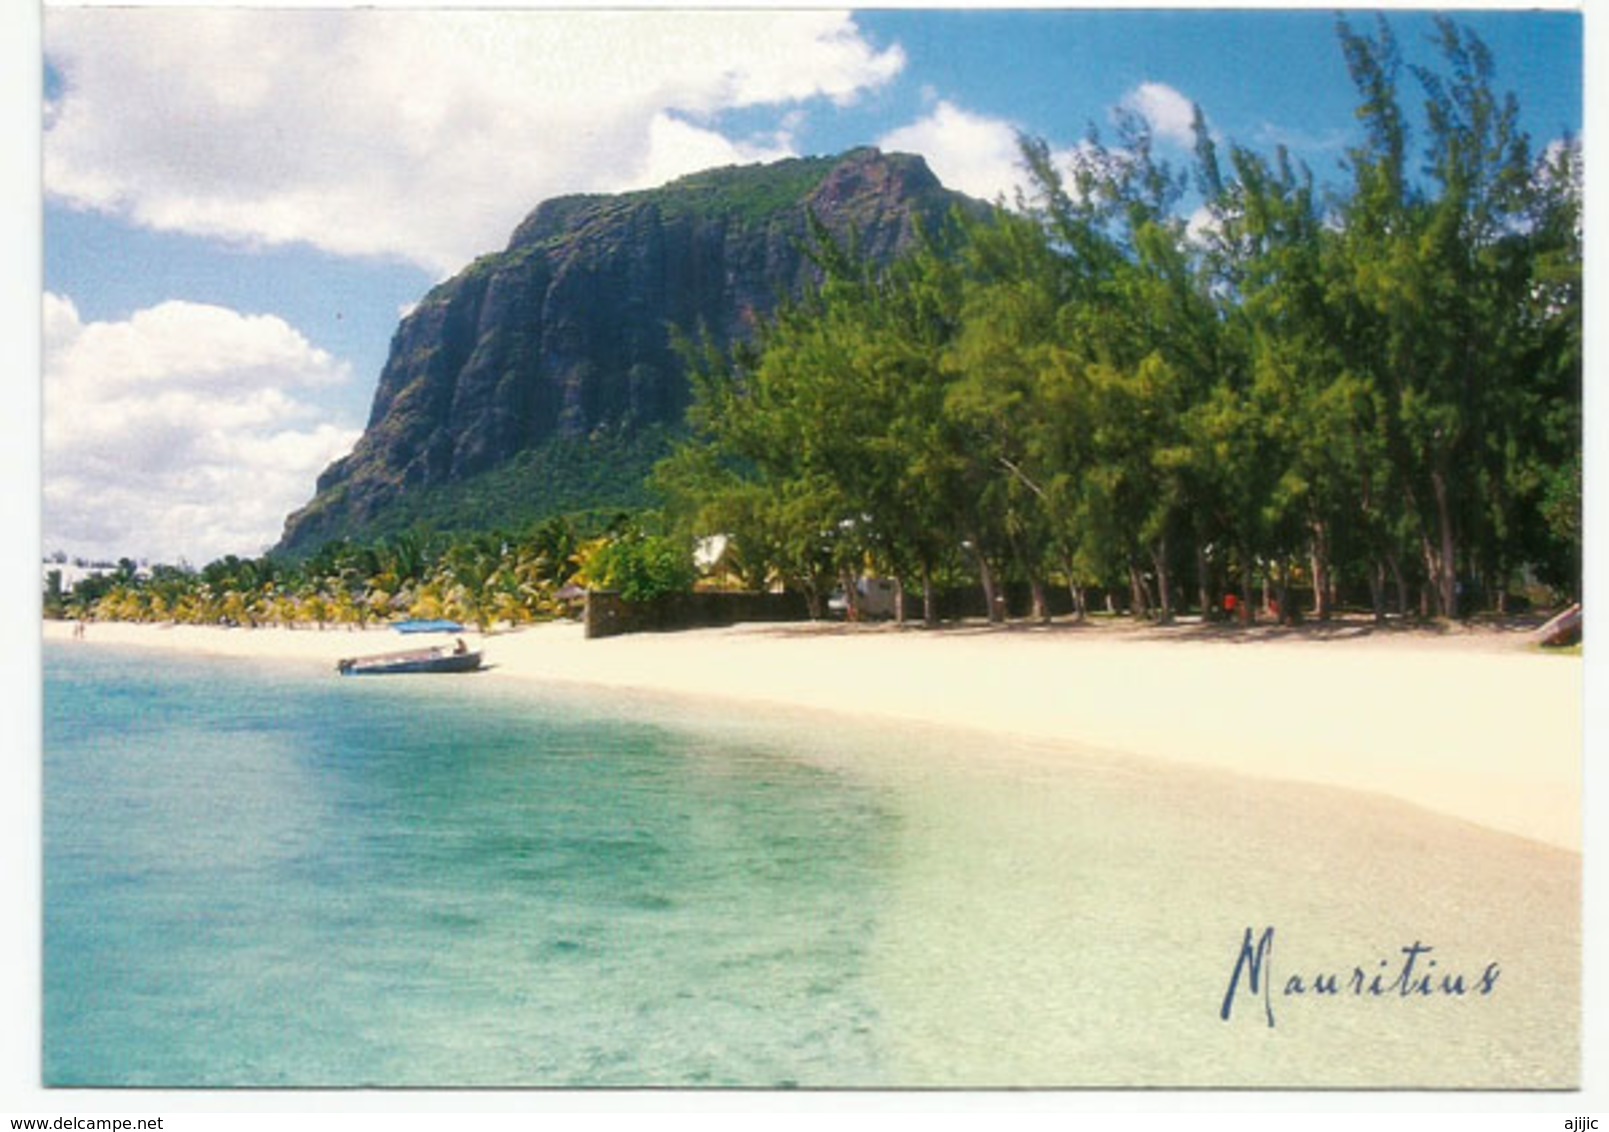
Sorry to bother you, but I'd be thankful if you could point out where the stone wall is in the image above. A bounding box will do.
[583,590,812,639]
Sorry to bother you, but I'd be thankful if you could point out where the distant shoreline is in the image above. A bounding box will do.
[42,615,1583,852]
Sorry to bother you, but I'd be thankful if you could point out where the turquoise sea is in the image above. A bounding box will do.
[42,641,1580,1089]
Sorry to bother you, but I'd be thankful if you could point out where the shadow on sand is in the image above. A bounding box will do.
[739,610,1557,649]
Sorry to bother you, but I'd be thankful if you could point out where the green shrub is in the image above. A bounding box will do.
[588,533,696,603]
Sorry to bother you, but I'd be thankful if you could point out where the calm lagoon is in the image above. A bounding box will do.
[42,642,1579,1088]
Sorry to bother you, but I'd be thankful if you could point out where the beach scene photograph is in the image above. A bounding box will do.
[14,0,1596,1114]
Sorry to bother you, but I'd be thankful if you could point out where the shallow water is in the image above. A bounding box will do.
[42,642,1580,1088]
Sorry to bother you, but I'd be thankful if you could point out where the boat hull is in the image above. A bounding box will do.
[337,649,483,676]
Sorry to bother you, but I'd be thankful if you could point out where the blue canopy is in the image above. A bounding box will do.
[393,619,466,634]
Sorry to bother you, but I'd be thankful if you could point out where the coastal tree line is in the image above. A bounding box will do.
[654,16,1581,626]
[47,17,1580,633]
[43,516,694,631]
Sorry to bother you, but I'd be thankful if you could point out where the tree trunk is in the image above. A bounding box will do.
[1422,533,1448,617]
[1309,519,1331,621]
[1063,560,1086,622]
[1387,550,1408,618]
[1128,561,1152,620]
[893,576,907,627]
[921,560,938,628]
[1430,467,1458,620]
[974,545,1004,624]
[1367,559,1386,623]
[1196,543,1212,622]
[1029,576,1049,623]
[1240,544,1256,624]
[1152,535,1174,624]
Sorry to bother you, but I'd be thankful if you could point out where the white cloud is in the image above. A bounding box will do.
[1185,204,1222,248]
[43,293,360,564]
[878,96,1196,209]
[623,112,798,194]
[1118,81,1199,148]
[44,9,904,275]
[878,100,1026,204]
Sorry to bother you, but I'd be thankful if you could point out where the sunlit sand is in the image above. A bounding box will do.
[44,615,1582,852]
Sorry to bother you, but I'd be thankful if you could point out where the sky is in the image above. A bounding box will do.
[30,3,1586,567]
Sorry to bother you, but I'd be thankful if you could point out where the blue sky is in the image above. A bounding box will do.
[35,5,1584,566]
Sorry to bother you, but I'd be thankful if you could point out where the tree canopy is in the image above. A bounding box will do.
[654,15,1580,626]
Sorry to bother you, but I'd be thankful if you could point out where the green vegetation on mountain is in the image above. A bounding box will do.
[284,425,678,549]
[645,153,857,224]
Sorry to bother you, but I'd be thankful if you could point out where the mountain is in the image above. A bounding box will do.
[275,148,981,555]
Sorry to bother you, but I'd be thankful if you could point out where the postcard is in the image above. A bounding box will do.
[17,1,1596,1119]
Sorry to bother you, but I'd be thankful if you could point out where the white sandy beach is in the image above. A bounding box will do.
[42,615,1584,853]
[38,614,1590,1088]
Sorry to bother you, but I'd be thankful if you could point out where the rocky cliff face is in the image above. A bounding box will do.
[277,149,977,554]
